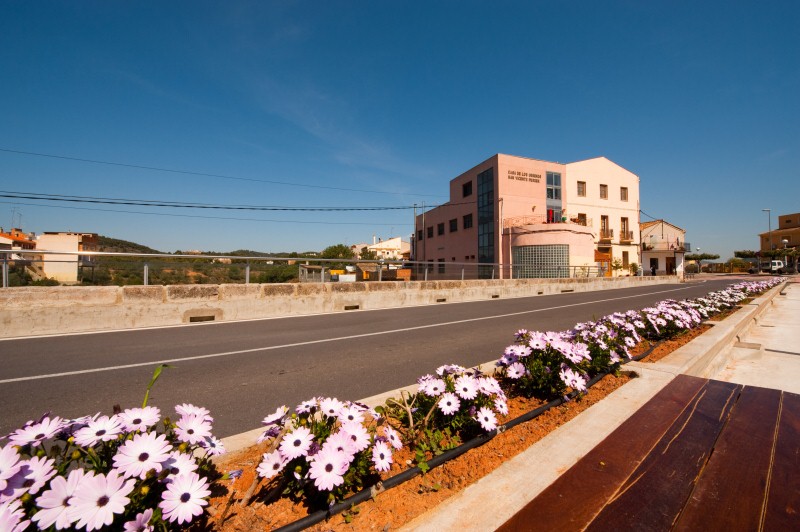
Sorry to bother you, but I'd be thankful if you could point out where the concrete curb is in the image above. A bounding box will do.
[400,281,787,530]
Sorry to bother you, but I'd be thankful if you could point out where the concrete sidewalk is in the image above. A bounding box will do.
[402,277,797,531]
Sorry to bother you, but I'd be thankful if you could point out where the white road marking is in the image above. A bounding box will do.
[2,285,696,384]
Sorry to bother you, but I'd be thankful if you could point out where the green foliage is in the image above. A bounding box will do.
[611,258,624,271]
[685,253,720,261]
[629,262,639,275]
[734,250,758,258]
[320,244,355,260]
[359,246,378,260]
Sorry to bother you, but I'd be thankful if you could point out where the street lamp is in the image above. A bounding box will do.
[696,246,701,274]
[762,208,772,251]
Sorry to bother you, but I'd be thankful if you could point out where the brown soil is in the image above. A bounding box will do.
[627,325,712,363]
[207,374,632,531]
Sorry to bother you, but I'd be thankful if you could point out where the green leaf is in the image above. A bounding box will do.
[142,364,174,407]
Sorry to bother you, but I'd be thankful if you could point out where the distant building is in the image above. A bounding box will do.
[352,237,410,261]
[0,227,37,250]
[413,154,640,278]
[35,232,98,284]
[759,212,800,253]
[640,220,688,277]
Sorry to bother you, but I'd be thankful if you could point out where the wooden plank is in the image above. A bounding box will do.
[674,385,782,531]
[497,374,707,532]
[760,391,800,530]
[585,379,741,532]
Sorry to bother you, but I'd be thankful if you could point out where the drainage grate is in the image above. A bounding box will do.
[436,298,447,303]
[491,294,500,299]
[344,305,360,311]
[561,289,574,293]
[189,315,215,323]
[537,291,544,295]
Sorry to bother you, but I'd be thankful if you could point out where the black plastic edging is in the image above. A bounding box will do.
[272,371,613,532]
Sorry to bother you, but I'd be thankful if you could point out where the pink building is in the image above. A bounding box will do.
[413,154,640,278]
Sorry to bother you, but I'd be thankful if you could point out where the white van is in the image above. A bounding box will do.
[764,260,785,274]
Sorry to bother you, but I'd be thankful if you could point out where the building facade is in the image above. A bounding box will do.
[640,220,688,277]
[759,212,800,253]
[413,154,640,278]
[35,232,98,284]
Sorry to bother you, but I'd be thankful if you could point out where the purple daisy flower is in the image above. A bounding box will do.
[371,441,393,472]
[174,415,212,445]
[2,456,56,500]
[200,435,226,456]
[257,425,283,444]
[261,406,288,426]
[0,499,29,532]
[338,404,366,424]
[279,426,314,460]
[421,378,446,397]
[174,404,213,423]
[73,415,123,447]
[340,422,370,453]
[455,375,479,400]
[7,416,64,448]
[32,468,85,530]
[506,362,526,379]
[322,431,357,459]
[256,450,287,480]
[162,451,199,479]
[113,432,172,480]
[68,471,135,531]
[475,407,498,432]
[0,445,21,493]
[319,397,344,418]
[295,398,318,415]
[382,426,402,450]
[158,472,210,525]
[118,407,160,432]
[123,508,154,532]
[438,393,461,416]
[308,447,349,492]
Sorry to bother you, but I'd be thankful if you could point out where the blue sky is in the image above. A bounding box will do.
[1,1,798,258]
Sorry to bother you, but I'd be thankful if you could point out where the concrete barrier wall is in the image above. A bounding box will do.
[0,276,677,339]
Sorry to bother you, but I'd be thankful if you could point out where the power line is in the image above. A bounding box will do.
[0,200,409,226]
[0,147,447,198]
[0,191,416,211]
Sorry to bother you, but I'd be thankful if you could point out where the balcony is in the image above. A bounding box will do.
[619,230,634,243]
[503,215,592,230]
[599,228,614,242]
[642,240,691,252]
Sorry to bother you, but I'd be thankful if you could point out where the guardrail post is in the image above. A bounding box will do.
[461,267,464,281]
[2,254,8,288]
[424,266,428,281]
[144,263,149,286]
[245,261,250,284]
[321,267,326,283]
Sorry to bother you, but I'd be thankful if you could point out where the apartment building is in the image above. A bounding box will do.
[760,212,800,252]
[35,232,98,284]
[640,220,688,276]
[413,154,640,278]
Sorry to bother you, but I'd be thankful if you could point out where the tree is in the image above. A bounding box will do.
[359,246,378,260]
[734,250,758,259]
[320,244,355,260]
[685,253,720,273]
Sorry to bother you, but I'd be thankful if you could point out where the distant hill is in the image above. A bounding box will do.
[97,235,162,254]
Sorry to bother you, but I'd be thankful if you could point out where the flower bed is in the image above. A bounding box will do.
[0,278,783,531]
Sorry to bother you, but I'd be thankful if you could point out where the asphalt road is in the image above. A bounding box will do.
[0,279,734,438]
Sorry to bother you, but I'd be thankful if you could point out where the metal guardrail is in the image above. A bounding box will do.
[0,249,607,287]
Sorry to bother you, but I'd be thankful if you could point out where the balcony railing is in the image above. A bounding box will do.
[599,229,614,241]
[620,230,634,243]
[642,240,692,252]
[503,215,593,229]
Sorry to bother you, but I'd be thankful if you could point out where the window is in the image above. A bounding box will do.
[622,251,629,268]
[601,215,609,237]
[577,213,587,226]
[437,222,445,236]
[621,217,629,238]
[427,226,433,238]
[462,181,473,197]
[620,187,628,201]
[577,181,586,197]
[511,244,569,279]
[546,172,561,200]
[600,184,608,199]
[463,213,473,229]
[417,229,423,241]
[449,218,458,232]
